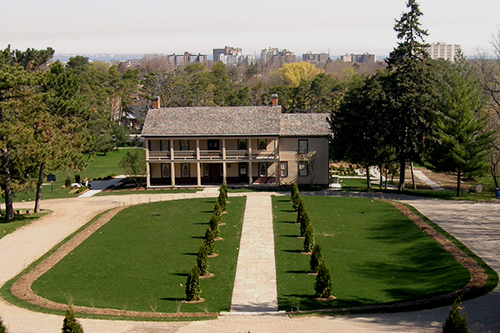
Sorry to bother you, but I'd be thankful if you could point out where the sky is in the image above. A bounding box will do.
[1,0,499,58]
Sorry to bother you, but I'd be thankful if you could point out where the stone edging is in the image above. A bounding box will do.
[10,205,217,318]
[292,199,488,315]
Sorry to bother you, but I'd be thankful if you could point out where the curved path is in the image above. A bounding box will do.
[0,191,499,332]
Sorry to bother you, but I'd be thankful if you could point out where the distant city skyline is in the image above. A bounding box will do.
[1,0,499,58]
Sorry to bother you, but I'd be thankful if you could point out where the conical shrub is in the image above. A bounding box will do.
[303,223,315,253]
[196,242,210,276]
[213,201,222,221]
[185,264,202,301]
[314,259,332,298]
[0,317,8,333]
[209,213,220,238]
[62,305,84,333]
[217,192,226,212]
[442,298,468,333]
[204,226,215,256]
[299,209,311,237]
[310,243,324,273]
[291,183,300,211]
[220,182,228,200]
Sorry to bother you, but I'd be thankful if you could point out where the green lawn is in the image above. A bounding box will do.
[0,210,50,239]
[9,149,140,203]
[272,195,471,312]
[32,197,246,314]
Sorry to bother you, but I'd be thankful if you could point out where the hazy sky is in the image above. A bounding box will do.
[1,0,499,57]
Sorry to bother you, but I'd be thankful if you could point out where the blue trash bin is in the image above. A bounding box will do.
[495,189,500,199]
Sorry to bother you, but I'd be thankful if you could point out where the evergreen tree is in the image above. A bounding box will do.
[426,57,493,196]
[310,243,324,273]
[0,316,7,333]
[314,259,332,299]
[299,209,311,238]
[62,306,84,333]
[220,182,228,200]
[291,183,300,211]
[208,213,220,238]
[442,298,468,333]
[303,223,315,253]
[385,0,434,191]
[185,264,202,301]
[204,225,215,256]
[217,191,226,212]
[196,242,210,276]
[213,201,222,223]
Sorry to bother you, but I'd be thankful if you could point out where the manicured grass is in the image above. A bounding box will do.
[338,177,371,190]
[31,197,246,314]
[95,189,199,196]
[0,210,50,239]
[402,189,497,201]
[272,196,471,312]
[11,148,141,202]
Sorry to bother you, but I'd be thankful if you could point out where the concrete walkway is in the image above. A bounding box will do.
[1,191,499,332]
[229,193,278,313]
[413,170,445,190]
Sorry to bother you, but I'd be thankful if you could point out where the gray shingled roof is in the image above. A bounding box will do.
[142,106,282,137]
[141,106,330,137]
[280,113,330,137]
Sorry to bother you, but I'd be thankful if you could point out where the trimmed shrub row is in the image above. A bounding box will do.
[185,183,229,302]
[290,184,332,299]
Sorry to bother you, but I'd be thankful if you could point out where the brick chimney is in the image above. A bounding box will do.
[271,94,278,107]
[152,96,161,109]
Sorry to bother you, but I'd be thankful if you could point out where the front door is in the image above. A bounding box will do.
[238,162,249,183]
[204,163,223,184]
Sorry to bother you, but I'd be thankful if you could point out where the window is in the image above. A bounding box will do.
[298,139,308,154]
[203,164,209,177]
[239,164,247,175]
[180,140,189,151]
[280,161,288,177]
[207,139,220,150]
[160,140,170,151]
[161,164,170,178]
[238,139,247,150]
[259,162,267,177]
[298,162,308,177]
[258,139,267,150]
[181,163,190,178]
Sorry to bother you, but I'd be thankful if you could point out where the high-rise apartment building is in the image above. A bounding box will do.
[426,43,461,62]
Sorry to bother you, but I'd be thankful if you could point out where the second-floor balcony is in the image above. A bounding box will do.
[147,149,277,161]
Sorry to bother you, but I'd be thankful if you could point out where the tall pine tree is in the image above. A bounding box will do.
[385,0,434,191]
[426,57,492,196]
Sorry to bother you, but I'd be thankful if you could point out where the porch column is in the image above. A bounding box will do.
[170,139,175,159]
[146,163,151,188]
[275,161,280,186]
[248,138,252,159]
[196,162,201,187]
[274,138,278,159]
[248,161,253,185]
[222,139,226,159]
[196,139,200,159]
[170,162,176,187]
[223,162,227,184]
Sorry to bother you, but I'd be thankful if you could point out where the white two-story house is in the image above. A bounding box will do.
[141,97,330,188]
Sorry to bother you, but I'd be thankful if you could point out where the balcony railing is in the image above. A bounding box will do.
[148,149,277,161]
